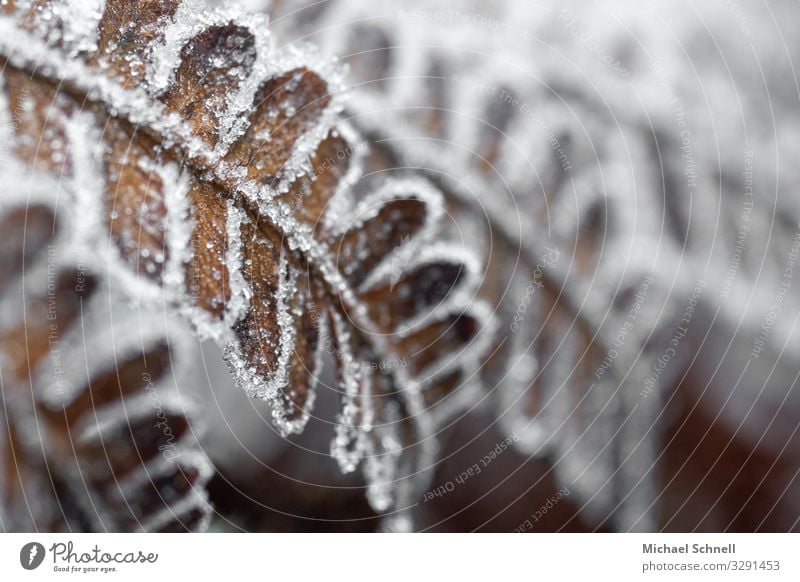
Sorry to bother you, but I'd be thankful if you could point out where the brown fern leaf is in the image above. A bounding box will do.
[0,184,213,532]
[272,0,693,530]
[0,0,498,525]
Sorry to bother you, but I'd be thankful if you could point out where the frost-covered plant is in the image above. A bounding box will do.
[0,0,505,530]
[0,174,213,531]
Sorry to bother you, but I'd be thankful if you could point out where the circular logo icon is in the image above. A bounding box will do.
[19,542,45,570]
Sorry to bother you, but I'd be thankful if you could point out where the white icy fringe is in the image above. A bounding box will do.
[328,311,404,513]
[10,0,105,57]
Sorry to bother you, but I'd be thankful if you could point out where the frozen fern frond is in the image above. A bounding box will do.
[0,179,213,532]
[0,0,499,523]
[272,0,697,530]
